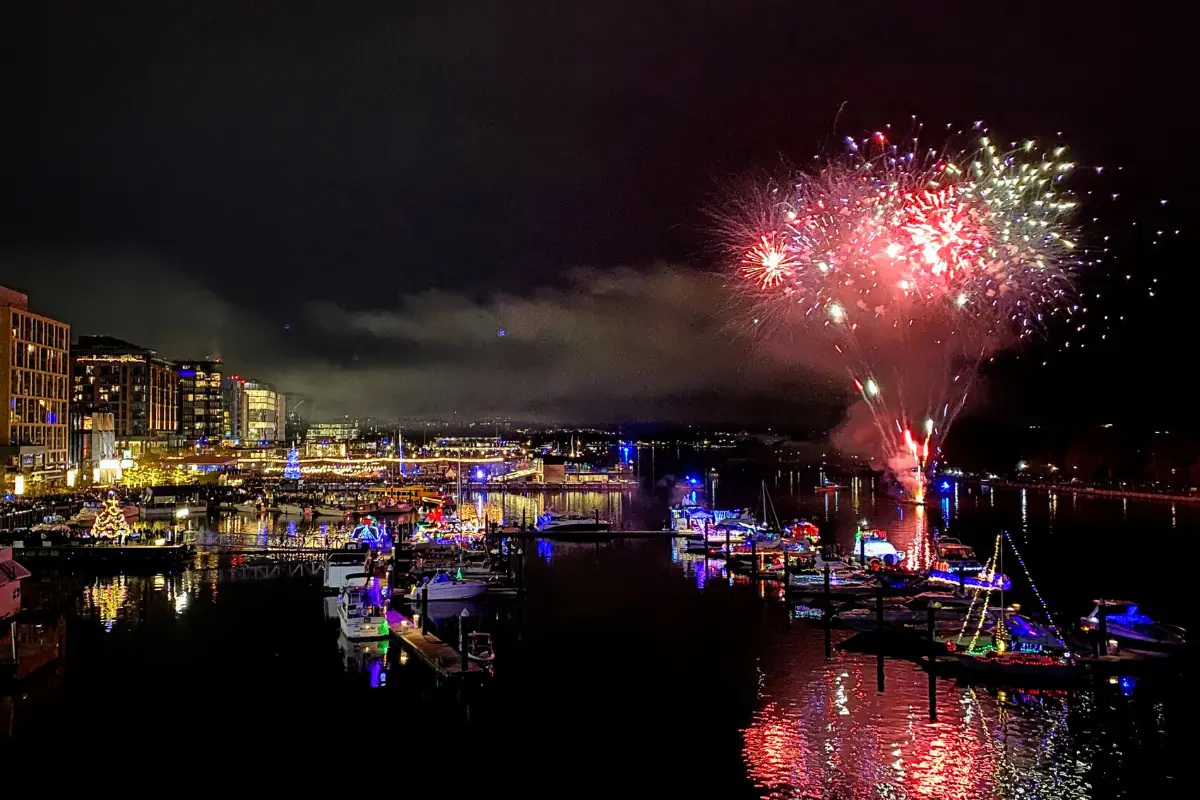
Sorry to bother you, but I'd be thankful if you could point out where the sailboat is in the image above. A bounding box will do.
[956,536,1081,682]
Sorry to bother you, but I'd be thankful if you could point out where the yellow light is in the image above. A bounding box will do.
[67,469,78,488]
[14,475,25,495]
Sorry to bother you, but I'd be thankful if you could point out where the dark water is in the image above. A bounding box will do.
[3,480,1189,796]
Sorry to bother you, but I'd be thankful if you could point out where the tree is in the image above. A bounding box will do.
[92,493,132,539]
[284,446,302,480]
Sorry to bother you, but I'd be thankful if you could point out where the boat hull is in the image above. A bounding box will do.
[956,654,1083,683]
[404,583,488,601]
[339,613,388,641]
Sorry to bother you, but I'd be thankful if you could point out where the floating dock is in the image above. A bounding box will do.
[385,609,483,679]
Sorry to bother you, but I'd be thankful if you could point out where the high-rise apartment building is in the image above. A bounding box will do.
[177,359,224,444]
[71,336,177,449]
[1,286,71,487]
[221,375,285,443]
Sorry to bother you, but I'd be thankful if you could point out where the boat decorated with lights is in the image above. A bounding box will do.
[1080,600,1187,652]
[338,580,389,640]
[405,571,487,601]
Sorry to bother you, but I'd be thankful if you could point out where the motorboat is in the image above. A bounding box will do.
[927,538,1010,590]
[404,571,487,601]
[535,511,610,534]
[277,502,305,515]
[234,500,263,513]
[324,548,368,594]
[466,631,496,663]
[310,504,345,517]
[1080,600,1187,652]
[338,585,388,641]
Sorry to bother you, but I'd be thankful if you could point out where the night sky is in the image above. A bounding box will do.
[5,1,1192,429]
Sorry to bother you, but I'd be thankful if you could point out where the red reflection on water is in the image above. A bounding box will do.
[742,650,1090,799]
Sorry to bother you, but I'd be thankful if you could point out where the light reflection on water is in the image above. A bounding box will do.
[743,645,1098,799]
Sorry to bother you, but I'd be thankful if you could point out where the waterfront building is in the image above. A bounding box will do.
[222,375,285,443]
[1,285,71,490]
[68,410,118,483]
[71,336,178,456]
[307,419,360,443]
[176,359,223,444]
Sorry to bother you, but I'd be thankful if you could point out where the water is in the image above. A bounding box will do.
[3,482,1188,796]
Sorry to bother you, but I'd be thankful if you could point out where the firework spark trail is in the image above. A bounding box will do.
[714,124,1088,498]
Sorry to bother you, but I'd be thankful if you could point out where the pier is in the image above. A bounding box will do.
[385,609,483,680]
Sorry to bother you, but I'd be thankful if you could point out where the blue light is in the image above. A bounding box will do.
[475,468,484,480]
[689,476,699,486]
[940,481,951,491]
[178,369,196,377]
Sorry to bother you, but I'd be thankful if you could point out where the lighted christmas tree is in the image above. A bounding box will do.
[92,493,132,539]
[284,446,301,480]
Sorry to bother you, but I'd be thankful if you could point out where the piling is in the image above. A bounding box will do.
[859,534,866,567]
[751,538,758,578]
[516,547,525,594]
[823,563,832,659]
[459,608,470,674]
[876,582,885,693]
[725,526,731,557]
[421,585,430,635]
[958,569,966,594]
[927,603,937,720]
[1097,598,1108,656]
[783,551,791,585]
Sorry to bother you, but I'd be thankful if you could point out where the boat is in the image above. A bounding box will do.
[337,585,389,640]
[466,631,496,663]
[234,500,263,513]
[535,510,611,534]
[927,538,1011,591]
[324,548,368,594]
[310,504,344,517]
[956,651,1083,682]
[1080,600,1187,652]
[277,502,305,515]
[404,571,488,601]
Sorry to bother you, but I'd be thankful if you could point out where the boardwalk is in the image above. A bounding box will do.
[385,609,483,679]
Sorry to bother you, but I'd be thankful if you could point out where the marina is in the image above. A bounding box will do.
[3,478,1191,797]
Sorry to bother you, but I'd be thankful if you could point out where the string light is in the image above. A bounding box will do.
[1004,530,1063,642]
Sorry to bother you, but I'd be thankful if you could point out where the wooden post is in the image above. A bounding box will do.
[459,608,470,674]
[516,546,524,594]
[958,569,966,594]
[823,563,832,659]
[725,526,731,557]
[421,585,430,635]
[927,603,937,720]
[876,581,885,693]
[1097,599,1108,656]
[751,538,758,578]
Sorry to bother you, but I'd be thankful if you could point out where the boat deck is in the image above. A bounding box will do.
[385,609,484,679]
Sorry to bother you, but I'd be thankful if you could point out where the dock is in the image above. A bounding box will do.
[385,609,483,679]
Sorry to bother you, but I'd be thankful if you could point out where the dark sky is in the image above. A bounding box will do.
[5,1,1192,429]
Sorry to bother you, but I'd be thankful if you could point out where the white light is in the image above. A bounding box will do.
[828,304,845,322]
[13,475,25,495]
[864,379,879,397]
[66,469,78,488]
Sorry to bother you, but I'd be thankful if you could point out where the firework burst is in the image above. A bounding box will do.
[714,124,1089,499]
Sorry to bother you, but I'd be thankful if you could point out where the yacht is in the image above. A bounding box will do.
[404,571,487,601]
[535,511,611,534]
[310,504,344,517]
[324,548,369,594]
[337,585,389,640]
[277,502,305,515]
[1080,600,1187,652]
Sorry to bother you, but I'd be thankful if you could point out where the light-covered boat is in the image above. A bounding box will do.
[338,585,389,640]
